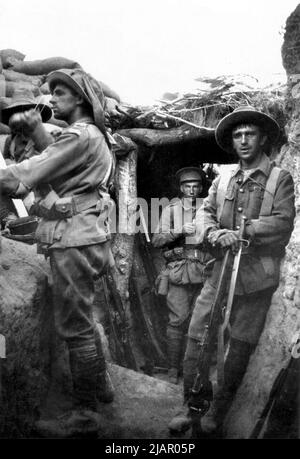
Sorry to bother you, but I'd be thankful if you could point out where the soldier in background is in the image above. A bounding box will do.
[152,167,213,384]
[0,89,54,227]
[1,89,54,164]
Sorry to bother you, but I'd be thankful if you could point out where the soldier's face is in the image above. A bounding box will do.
[180,181,202,199]
[50,83,82,121]
[232,124,267,166]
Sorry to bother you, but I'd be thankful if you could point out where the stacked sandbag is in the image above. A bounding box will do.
[0,49,25,68]
[3,69,44,87]
[6,56,81,75]
[0,49,42,98]
[0,48,122,132]
[0,50,82,98]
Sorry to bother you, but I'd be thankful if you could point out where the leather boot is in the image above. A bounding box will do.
[167,326,184,384]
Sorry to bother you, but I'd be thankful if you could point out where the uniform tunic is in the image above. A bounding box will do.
[189,153,295,344]
[152,197,211,328]
[0,117,113,343]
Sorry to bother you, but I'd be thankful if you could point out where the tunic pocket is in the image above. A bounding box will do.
[247,182,264,218]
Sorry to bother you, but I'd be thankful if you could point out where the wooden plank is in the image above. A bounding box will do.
[117,125,215,148]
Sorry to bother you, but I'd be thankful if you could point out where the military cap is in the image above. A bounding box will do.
[176,167,206,184]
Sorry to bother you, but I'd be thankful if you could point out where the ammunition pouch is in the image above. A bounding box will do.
[161,247,214,286]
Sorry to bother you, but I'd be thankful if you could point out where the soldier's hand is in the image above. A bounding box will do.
[217,230,240,253]
[182,223,195,235]
[9,109,43,135]
[2,213,18,234]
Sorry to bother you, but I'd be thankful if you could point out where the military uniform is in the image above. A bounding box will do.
[152,169,212,382]
[169,106,295,436]
[0,116,114,410]
[190,154,295,343]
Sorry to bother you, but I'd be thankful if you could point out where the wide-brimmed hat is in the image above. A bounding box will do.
[1,88,52,125]
[47,69,92,106]
[215,105,280,153]
[47,68,110,147]
[176,167,206,184]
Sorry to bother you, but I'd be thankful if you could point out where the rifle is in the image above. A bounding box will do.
[101,269,138,371]
[130,265,167,366]
[132,207,167,367]
[250,331,300,439]
[217,216,248,388]
[187,249,232,437]
[188,219,247,437]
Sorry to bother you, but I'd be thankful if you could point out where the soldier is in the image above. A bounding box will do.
[152,167,213,384]
[169,106,295,436]
[1,88,54,164]
[0,89,54,226]
[0,68,115,437]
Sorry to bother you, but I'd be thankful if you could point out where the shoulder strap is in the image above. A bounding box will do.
[216,165,237,220]
[259,166,281,217]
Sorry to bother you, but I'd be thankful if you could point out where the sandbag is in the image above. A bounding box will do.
[7,57,81,75]
[0,49,25,68]
[4,80,41,97]
[3,69,45,87]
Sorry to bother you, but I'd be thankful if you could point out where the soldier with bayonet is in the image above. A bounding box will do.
[152,167,213,384]
[169,106,295,436]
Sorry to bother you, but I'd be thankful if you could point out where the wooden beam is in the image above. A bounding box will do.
[117,125,215,148]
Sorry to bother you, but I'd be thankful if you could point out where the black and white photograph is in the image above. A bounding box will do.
[0,0,299,446]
